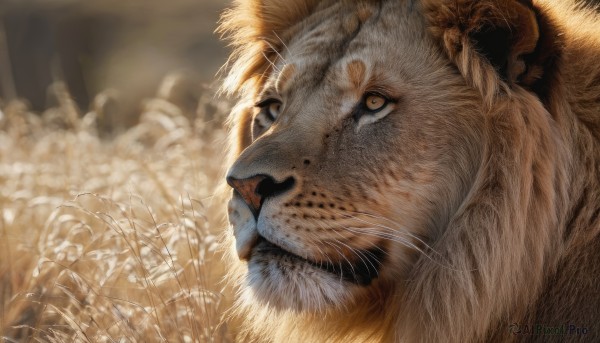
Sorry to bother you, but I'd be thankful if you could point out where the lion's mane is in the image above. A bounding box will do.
[219,1,600,342]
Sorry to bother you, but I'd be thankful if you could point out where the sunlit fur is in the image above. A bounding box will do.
[219,0,600,342]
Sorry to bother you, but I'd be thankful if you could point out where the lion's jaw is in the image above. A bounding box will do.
[225,0,481,313]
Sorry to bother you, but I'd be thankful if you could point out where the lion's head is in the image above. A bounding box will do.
[219,0,600,341]
[225,0,484,312]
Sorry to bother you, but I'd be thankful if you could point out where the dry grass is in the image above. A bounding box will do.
[0,79,233,342]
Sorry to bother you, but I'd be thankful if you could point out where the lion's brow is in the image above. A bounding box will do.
[275,64,297,94]
[346,60,367,89]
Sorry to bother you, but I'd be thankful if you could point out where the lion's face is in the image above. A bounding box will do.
[226,1,482,312]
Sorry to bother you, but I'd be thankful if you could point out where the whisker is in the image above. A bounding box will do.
[272,31,291,57]
[322,240,357,282]
[305,220,365,282]
[329,209,471,271]
[260,50,281,74]
[306,218,384,282]
[346,211,434,249]
[263,39,287,66]
[337,225,469,272]
[326,225,379,278]
[337,225,424,256]
[305,230,335,271]
[330,210,425,249]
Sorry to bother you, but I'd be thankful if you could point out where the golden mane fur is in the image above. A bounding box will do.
[219,0,600,342]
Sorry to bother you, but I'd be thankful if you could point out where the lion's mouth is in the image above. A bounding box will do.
[252,235,385,286]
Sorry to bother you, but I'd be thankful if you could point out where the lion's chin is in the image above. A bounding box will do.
[239,236,384,312]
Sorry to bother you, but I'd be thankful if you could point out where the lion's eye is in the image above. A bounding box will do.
[256,99,282,121]
[354,92,396,129]
[364,94,387,112]
[253,98,282,139]
[267,102,282,119]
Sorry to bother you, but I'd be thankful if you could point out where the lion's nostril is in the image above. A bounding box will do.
[256,176,295,200]
[227,174,295,217]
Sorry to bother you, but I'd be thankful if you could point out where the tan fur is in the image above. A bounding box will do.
[275,64,297,95]
[219,0,600,342]
[347,60,367,90]
[218,0,320,96]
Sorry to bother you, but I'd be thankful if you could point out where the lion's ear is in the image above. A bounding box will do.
[219,0,320,95]
[424,0,559,102]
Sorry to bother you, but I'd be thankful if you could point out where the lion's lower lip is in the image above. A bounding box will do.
[252,235,384,286]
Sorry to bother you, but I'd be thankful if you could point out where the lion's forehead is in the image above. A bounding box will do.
[271,59,371,118]
[268,1,431,112]
[275,58,367,94]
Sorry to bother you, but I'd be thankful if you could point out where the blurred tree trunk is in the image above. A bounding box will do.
[1,7,117,111]
[0,0,226,122]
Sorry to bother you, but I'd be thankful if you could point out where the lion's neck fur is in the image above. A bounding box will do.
[403,3,600,342]
[396,3,600,342]
[547,0,600,245]
[558,3,600,223]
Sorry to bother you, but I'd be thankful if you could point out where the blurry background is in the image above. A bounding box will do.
[0,1,599,341]
[1,0,599,129]
[0,2,233,342]
[0,0,227,128]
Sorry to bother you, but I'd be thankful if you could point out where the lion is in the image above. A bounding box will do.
[218,0,600,341]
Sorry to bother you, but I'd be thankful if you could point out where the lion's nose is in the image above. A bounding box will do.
[227,174,295,217]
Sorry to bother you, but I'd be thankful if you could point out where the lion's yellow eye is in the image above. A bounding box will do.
[364,94,387,112]
[354,92,395,128]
